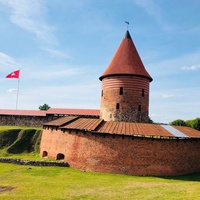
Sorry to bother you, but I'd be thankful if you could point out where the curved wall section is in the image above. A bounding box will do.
[40,128,200,176]
[100,76,150,122]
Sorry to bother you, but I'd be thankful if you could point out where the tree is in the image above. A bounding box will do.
[148,117,154,124]
[192,118,200,131]
[185,120,193,127]
[169,119,186,126]
[39,103,51,111]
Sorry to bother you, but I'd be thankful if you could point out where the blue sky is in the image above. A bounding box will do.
[0,0,200,123]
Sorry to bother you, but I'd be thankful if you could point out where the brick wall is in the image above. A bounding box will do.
[100,76,150,122]
[40,128,200,176]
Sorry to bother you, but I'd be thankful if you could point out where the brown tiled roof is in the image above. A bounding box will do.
[172,126,200,138]
[46,108,100,116]
[99,31,152,82]
[96,121,173,137]
[0,108,100,117]
[0,109,46,116]
[44,116,78,127]
[62,118,103,131]
[45,116,200,139]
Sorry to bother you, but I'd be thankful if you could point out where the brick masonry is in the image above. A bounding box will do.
[100,76,150,122]
[40,128,200,176]
[0,115,56,127]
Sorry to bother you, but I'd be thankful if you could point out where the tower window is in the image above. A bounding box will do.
[101,90,103,97]
[142,89,144,97]
[116,103,120,109]
[138,105,141,111]
[119,87,123,95]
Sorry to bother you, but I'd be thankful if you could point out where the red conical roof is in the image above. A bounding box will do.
[99,31,153,82]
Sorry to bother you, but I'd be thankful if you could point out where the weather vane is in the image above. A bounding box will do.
[125,21,129,30]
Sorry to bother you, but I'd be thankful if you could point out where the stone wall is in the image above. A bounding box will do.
[40,127,200,176]
[0,115,56,127]
[0,157,69,167]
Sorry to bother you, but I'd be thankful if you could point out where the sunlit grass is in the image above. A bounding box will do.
[0,126,42,131]
[1,163,200,200]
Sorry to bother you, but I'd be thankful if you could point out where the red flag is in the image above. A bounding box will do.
[6,69,20,79]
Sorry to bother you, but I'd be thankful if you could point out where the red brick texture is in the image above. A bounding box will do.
[100,76,150,122]
[40,128,200,176]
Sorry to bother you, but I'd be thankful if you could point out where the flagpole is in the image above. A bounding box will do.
[16,75,20,110]
[16,72,20,110]
[5,69,20,109]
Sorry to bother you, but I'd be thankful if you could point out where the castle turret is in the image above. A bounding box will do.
[99,30,153,123]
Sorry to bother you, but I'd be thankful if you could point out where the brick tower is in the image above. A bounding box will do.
[99,30,153,123]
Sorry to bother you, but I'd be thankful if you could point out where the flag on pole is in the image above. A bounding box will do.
[6,69,20,79]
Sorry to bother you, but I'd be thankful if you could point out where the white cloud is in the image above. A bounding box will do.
[162,94,174,98]
[7,88,18,93]
[0,52,17,69]
[181,64,200,71]
[42,48,71,59]
[0,0,57,45]
[21,65,82,80]
[149,50,200,76]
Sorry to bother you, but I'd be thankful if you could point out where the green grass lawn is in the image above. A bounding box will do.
[1,163,200,200]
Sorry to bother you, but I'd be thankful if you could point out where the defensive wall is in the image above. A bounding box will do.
[0,115,52,127]
[0,108,99,127]
[40,126,200,176]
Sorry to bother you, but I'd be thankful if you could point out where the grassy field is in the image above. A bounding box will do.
[1,163,200,200]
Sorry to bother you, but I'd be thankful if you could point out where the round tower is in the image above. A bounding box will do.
[99,30,153,123]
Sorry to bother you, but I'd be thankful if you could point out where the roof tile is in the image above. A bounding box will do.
[99,31,152,81]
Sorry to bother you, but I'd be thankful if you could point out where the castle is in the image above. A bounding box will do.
[40,30,200,176]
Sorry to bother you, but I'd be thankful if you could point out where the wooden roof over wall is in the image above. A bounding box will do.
[44,116,200,139]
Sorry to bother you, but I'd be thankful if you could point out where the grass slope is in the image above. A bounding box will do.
[0,129,20,148]
[0,126,42,157]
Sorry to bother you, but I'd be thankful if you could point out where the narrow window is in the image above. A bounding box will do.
[119,87,123,95]
[101,90,103,97]
[116,103,120,109]
[142,89,144,97]
[110,114,112,118]
[138,105,141,111]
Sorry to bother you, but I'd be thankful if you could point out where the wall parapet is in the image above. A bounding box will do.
[0,157,69,167]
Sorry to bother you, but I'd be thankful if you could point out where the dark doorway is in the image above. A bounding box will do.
[42,151,48,157]
[56,153,65,160]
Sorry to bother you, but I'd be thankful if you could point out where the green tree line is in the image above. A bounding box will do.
[170,118,200,131]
